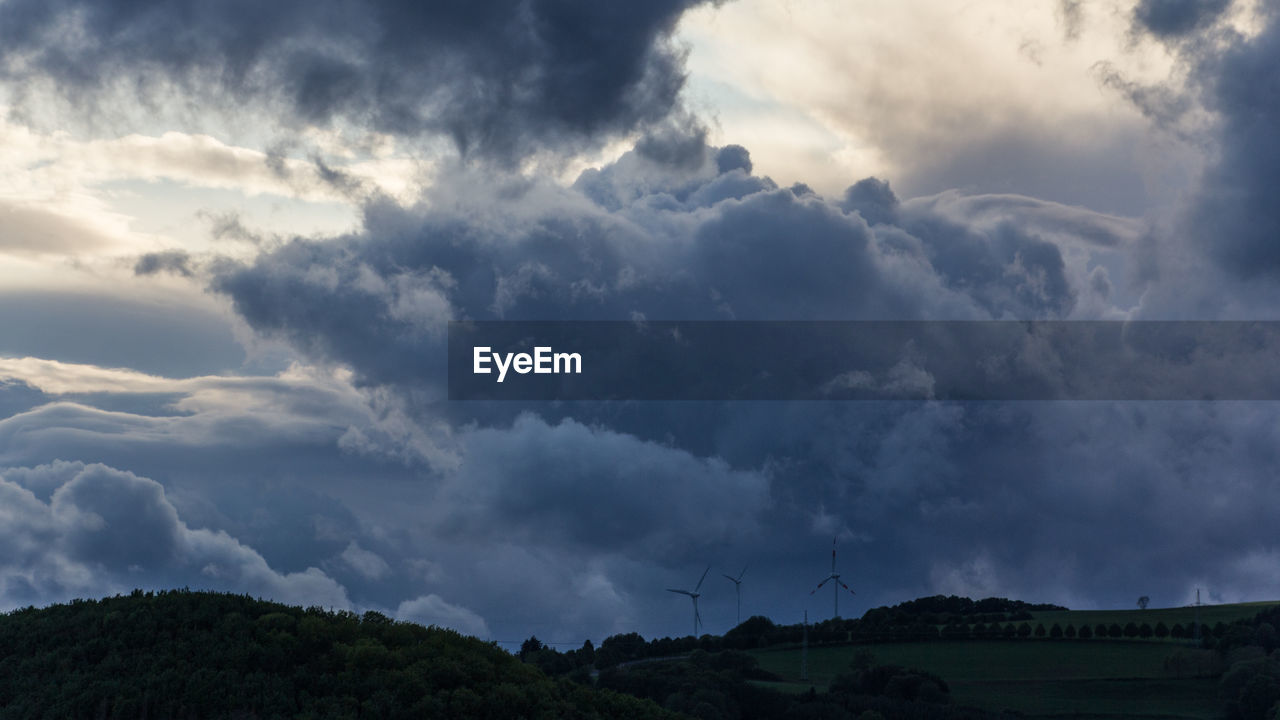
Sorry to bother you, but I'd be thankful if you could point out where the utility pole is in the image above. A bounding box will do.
[1194,588,1201,645]
[801,611,809,682]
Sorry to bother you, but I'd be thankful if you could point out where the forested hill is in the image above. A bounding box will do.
[0,589,675,720]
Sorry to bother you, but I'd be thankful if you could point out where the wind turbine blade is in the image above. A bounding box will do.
[695,565,711,592]
[840,582,856,595]
[738,564,748,581]
[667,589,692,596]
[831,536,837,574]
[722,574,739,584]
[810,577,831,594]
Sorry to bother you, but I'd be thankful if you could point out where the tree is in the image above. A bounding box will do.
[1155,622,1169,639]
[1078,624,1092,639]
[520,636,544,660]
[1137,596,1150,610]
[1034,623,1046,638]
[1017,622,1032,638]
[1050,623,1064,639]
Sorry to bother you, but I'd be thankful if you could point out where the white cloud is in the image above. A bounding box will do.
[339,541,391,581]
[395,594,491,638]
[678,0,1186,207]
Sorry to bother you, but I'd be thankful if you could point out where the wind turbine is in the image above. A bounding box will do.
[809,537,855,618]
[667,566,711,637]
[723,565,748,627]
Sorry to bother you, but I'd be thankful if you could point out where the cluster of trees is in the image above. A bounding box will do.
[0,589,677,719]
[1202,605,1280,720]
[859,595,1065,627]
[594,649,998,720]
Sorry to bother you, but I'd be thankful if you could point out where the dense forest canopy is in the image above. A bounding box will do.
[0,589,675,720]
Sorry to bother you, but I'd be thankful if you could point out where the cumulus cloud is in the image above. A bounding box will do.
[395,594,491,638]
[211,136,1135,410]
[0,462,350,610]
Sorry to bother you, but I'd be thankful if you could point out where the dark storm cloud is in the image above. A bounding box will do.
[1124,2,1280,279]
[1132,0,1231,38]
[192,135,1184,637]
[436,413,769,556]
[0,0,718,162]
[1189,10,1280,277]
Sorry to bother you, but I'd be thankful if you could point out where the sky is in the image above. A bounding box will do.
[2,0,1280,647]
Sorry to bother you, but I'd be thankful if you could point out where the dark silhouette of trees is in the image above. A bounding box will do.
[0,590,676,720]
[1137,596,1150,610]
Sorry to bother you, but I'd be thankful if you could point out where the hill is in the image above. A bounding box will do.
[744,601,1280,718]
[0,589,675,720]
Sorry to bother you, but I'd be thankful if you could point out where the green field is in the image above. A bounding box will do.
[742,602,1280,717]
[750,639,1223,718]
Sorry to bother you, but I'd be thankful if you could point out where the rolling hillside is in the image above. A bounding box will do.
[0,590,676,720]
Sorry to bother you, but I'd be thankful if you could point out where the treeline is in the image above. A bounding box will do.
[0,589,677,720]
[522,615,1219,678]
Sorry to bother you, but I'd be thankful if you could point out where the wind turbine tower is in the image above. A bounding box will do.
[667,566,711,637]
[810,537,856,618]
[723,565,748,627]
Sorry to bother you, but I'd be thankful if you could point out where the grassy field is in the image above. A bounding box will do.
[750,640,1223,718]
[743,602,1279,717]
